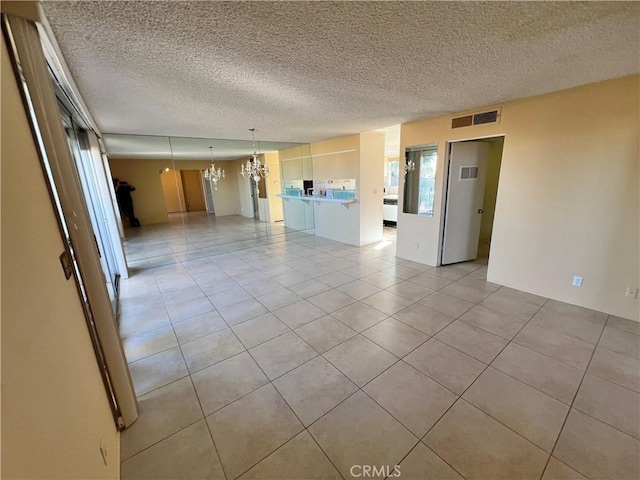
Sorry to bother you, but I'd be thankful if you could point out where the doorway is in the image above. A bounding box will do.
[203,176,215,214]
[251,180,259,219]
[440,136,504,265]
[181,170,206,212]
[160,169,206,214]
[160,169,184,213]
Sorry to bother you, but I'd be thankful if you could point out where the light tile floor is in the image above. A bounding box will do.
[118,213,640,480]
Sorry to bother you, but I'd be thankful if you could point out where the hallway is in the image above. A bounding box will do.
[117,214,639,480]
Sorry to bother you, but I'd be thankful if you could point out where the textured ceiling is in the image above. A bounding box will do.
[41,1,639,145]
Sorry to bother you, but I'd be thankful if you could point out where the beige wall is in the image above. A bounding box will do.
[280,144,307,181]
[1,35,120,479]
[397,75,639,320]
[265,152,283,222]
[235,158,255,218]
[210,159,241,216]
[160,169,185,213]
[359,131,385,246]
[181,170,206,212]
[109,158,243,221]
[312,135,361,245]
[109,158,173,224]
[312,134,360,179]
[479,138,504,244]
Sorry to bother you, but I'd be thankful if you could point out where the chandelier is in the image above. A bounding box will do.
[203,146,225,190]
[241,128,269,183]
[404,158,415,176]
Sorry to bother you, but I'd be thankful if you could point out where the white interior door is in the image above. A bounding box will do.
[442,141,490,265]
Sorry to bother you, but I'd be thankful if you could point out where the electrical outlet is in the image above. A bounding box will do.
[99,438,108,466]
[572,276,583,287]
[626,287,638,299]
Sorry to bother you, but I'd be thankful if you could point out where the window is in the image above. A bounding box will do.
[402,144,437,216]
[386,160,399,188]
[418,150,437,215]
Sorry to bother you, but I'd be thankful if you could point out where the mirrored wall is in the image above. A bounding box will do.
[279,143,315,233]
[103,134,314,269]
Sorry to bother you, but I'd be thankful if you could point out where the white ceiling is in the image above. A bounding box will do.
[41,1,639,152]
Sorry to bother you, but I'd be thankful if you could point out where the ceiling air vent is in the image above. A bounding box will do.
[452,109,500,129]
[452,115,473,129]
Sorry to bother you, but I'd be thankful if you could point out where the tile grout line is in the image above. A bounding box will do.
[415,296,552,478]
[259,338,351,480]
[287,315,467,477]
[137,253,234,478]
[431,303,598,375]
[207,259,499,462]
[121,256,221,469]
[168,257,230,476]
[124,217,631,480]
[120,417,207,464]
[235,318,347,479]
[540,314,625,480]
[127,239,414,376]
[391,438,468,480]
[121,221,336,473]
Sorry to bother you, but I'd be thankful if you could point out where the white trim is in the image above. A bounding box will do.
[87,132,129,279]
[36,19,101,135]
[280,148,357,162]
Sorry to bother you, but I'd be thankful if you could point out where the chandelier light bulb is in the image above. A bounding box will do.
[404,159,415,176]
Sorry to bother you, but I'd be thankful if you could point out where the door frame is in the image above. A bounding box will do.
[438,134,506,266]
[181,169,207,212]
[250,177,259,219]
[202,173,216,214]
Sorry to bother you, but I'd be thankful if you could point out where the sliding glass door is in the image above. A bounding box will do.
[59,102,122,311]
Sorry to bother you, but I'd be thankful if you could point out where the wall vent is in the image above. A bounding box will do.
[451,115,473,128]
[452,109,500,129]
[460,166,479,180]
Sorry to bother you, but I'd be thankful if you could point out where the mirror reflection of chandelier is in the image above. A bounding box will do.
[241,128,269,183]
[203,146,225,190]
[404,158,415,176]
